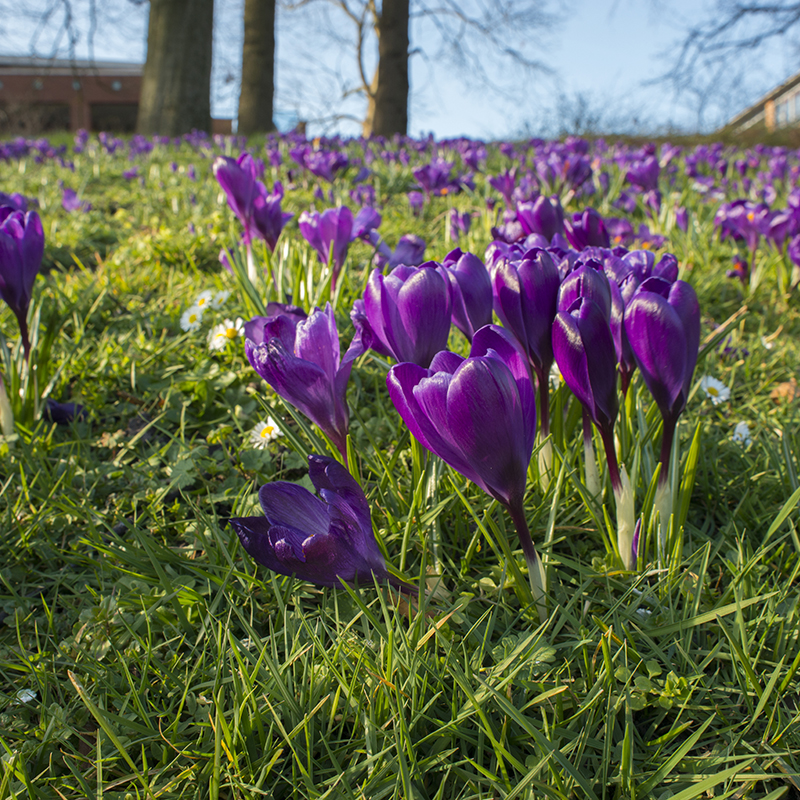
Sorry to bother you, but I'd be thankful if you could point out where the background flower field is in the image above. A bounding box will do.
[1,130,800,799]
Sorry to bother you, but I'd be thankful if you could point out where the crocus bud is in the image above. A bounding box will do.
[298,207,355,291]
[624,278,700,428]
[516,195,564,241]
[552,298,618,435]
[363,263,452,367]
[0,208,44,361]
[564,208,610,250]
[439,249,492,341]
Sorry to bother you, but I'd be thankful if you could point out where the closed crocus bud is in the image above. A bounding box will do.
[230,454,397,589]
[564,208,610,250]
[363,263,452,367]
[557,262,612,319]
[516,195,564,241]
[624,277,700,429]
[213,153,261,243]
[625,276,700,562]
[439,249,492,341]
[388,234,426,268]
[252,181,293,252]
[387,324,535,508]
[553,297,618,436]
[387,324,545,614]
[0,208,44,361]
[298,207,355,291]
[244,303,363,460]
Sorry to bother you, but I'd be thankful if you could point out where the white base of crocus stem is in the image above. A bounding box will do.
[584,435,601,498]
[654,481,673,568]
[615,467,636,570]
[0,376,13,436]
[526,548,548,624]
[538,438,553,492]
[246,245,257,283]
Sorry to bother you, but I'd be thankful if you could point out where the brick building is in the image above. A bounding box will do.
[727,69,800,134]
[0,55,232,134]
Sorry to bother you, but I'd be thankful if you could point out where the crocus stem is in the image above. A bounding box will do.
[0,374,14,437]
[599,425,622,494]
[15,312,31,364]
[599,424,636,570]
[246,243,257,283]
[535,365,553,489]
[655,416,678,566]
[508,498,547,623]
[583,410,601,498]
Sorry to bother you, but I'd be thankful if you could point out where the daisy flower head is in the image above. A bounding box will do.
[194,290,214,310]
[549,361,562,390]
[250,417,283,449]
[732,421,753,446]
[208,318,244,351]
[211,290,230,309]
[700,375,730,405]
[180,305,204,332]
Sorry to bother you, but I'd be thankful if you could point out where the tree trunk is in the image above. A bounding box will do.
[363,0,409,137]
[137,0,214,136]
[238,0,276,134]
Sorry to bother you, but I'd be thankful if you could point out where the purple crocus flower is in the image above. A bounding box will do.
[553,296,636,568]
[439,248,492,342]
[244,303,363,459]
[0,208,44,361]
[0,192,30,212]
[625,156,660,193]
[492,248,560,448]
[624,277,700,561]
[386,234,426,269]
[564,208,610,250]
[363,263,452,367]
[230,454,397,589]
[252,180,293,253]
[213,154,261,243]
[407,191,424,215]
[624,278,700,437]
[298,207,355,292]
[553,298,618,439]
[516,196,564,242]
[387,324,546,612]
[449,209,472,241]
[61,187,91,213]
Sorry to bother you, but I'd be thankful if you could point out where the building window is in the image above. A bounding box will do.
[33,79,43,90]
[795,94,800,121]
[111,80,122,91]
[72,80,81,90]
[0,80,4,90]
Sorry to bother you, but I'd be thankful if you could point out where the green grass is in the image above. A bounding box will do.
[0,133,799,799]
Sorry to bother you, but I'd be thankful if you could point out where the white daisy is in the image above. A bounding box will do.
[207,318,244,351]
[549,361,562,389]
[732,422,753,446]
[180,305,204,331]
[250,417,283,449]
[194,290,214,310]
[699,375,730,405]
[210,290,231,309]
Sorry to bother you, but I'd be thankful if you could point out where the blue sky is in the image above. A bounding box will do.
[1,0,793,138]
